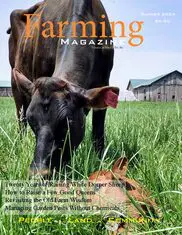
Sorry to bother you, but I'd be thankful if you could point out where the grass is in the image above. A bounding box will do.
[0,98,182,234]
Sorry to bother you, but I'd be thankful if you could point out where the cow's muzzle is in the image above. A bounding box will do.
[30,126,54,177]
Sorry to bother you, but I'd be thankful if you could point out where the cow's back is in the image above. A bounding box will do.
[12,0,113,87]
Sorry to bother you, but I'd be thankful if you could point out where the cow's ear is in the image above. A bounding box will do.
[84,86,120,109]
[112,157,128,176]
[13,68,34,97]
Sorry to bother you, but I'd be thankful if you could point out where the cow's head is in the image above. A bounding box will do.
[13,69,119,176]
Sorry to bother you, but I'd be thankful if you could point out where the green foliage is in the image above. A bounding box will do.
[0,98,182,234]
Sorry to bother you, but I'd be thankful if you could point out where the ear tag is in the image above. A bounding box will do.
[104,90,119,108]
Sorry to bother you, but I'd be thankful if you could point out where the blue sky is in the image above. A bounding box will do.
[0,0,182,90]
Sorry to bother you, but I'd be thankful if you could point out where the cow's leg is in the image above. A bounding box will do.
[91,58,112,156]
[92,109,107,157]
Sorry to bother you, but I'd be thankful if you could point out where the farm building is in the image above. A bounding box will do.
[127,70,182,101]
[0,80,12,97]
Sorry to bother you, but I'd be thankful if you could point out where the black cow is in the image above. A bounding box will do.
[8,0,119,176]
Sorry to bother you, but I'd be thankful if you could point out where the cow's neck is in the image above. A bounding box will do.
[53,43,94,88]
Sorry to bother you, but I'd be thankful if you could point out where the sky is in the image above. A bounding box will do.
[0,0,182,91]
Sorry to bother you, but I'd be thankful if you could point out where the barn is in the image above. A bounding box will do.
[0,81,12,97]
[127,70,182,101]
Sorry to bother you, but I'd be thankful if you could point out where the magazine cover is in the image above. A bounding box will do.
[0,0,182,234]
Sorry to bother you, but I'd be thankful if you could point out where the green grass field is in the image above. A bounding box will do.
[1,98,182,234]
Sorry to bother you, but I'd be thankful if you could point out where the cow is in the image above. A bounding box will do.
[7,0,119,176]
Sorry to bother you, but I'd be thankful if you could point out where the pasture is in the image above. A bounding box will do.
[0,98,182,234]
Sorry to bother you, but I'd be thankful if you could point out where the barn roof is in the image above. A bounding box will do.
[129,79,148,88]
[0,80,11,88]
[133,74,165,88]
[127,70,182,90]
